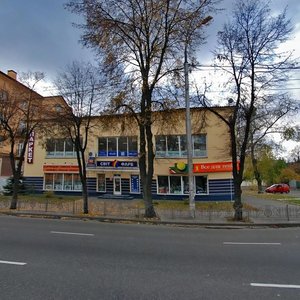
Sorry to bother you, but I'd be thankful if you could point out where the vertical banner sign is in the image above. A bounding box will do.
[27,131,35,164]
[131,175,140,193]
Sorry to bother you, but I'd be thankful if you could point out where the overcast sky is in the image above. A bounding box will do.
[0,0,299,97]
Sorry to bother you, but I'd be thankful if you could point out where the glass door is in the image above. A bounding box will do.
[113,176,122,195]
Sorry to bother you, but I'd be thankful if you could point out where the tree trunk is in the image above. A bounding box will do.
[138,91,156,218]
[233,181,243,220]
[10,174,20,209]
[82,180,89,214]
[251,150,263,193]
[77,148,89,214]
[10,188,18,209]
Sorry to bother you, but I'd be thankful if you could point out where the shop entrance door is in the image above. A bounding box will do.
[113,175,122,195]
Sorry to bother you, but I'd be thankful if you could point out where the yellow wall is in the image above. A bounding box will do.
[23,107,233,180]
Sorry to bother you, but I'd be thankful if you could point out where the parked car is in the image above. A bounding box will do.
[265,183,290,194]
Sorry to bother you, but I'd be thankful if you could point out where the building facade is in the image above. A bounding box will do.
[23,107,235,201]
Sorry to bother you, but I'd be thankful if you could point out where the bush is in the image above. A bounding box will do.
[2,177,26,196]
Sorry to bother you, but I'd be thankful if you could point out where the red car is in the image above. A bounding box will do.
[265,184,290,194]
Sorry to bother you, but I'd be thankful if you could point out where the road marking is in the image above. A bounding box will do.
[50,231,94,236]
[251,283,300,289]
[223,242,281,245]
[0,260,27,266]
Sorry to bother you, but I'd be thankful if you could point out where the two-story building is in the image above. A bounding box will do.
[23,107,235,201]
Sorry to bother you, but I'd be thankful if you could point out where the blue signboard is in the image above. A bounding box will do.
[96,160,138,168]
[131,175,140,193]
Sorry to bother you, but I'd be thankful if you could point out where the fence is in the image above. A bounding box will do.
[1,199,300,222]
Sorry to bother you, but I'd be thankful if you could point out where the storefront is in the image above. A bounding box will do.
[87,158,141,197]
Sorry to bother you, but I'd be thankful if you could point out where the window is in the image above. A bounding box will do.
[63,174,73,190]
[155,136,167,157]
[98,136,138,157]
[98,138,107,156]
[54,174,63,190]
[97,174,106,192]
[44,173,82,191]
[157,176,169,193]
[107,137,117,156]
[128,136,138,156]
[193,135,207,157]
[170,176,181,194]
[155,135,206,157]
[157,175,207,194]
[118,136,128,156]
[0,90,8,101]
[17,142,24,157]
[167,136,180,157]
[46,138,76,157]
[73,174,82,190]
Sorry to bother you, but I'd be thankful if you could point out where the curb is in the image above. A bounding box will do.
[1,210,300,228]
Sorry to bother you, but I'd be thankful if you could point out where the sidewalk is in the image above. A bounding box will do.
[1,194,300,227]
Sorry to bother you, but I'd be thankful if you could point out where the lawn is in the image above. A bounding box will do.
[243,189,300,206]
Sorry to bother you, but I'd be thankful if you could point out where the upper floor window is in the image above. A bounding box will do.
[155,134,207,158]
[98,136,138,157]
[46,138,76,157]
[0,89,8,101]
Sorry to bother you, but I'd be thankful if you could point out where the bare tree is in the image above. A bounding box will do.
[66,0,218,217]
[0,71,45,209]
[198,0,295,220]
[248,97,299,193]
[53,61,106,214]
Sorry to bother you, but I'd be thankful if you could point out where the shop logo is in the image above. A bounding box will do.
[97,160,138,168]
[169,162,188,174]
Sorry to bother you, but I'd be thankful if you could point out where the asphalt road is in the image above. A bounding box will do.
[0,216,300,300]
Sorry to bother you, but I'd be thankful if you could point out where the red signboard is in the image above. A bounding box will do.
[27,131,35,164]
[43,165,79,172]
[193,162,239,173]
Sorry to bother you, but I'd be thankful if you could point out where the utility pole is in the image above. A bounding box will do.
[183,16,213,219]
[184,42,195,218]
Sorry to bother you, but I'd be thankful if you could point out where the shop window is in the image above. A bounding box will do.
[98,136,138,157]
[195,176,207,194]
[183,176,189,194]
[54,174,63,190]
[73,174,82,190]
[64,174,73,190]
[44,174,54,190]
[97,174,106,192]
[43,173,82,191]
[157,176,169,193]
[157,175,207,195]
[170,176,182,194]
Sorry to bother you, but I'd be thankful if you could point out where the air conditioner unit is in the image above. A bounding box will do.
[88,152,96,158]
